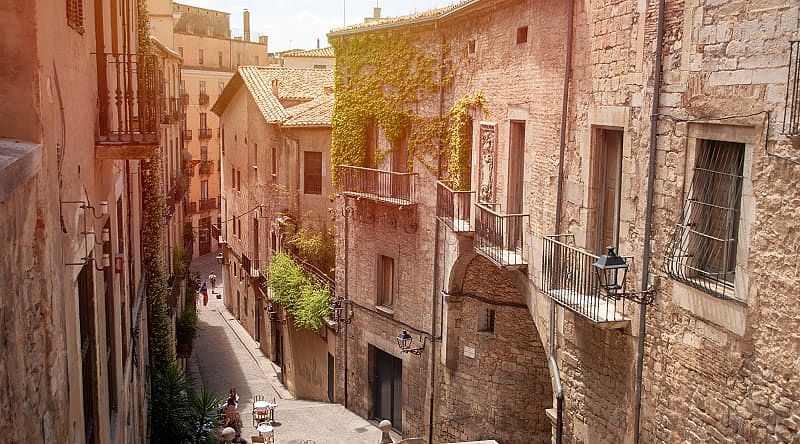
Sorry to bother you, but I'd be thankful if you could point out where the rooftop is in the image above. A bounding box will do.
[213,66,334,127]
[328,0,481,36]
[282,47,335,58]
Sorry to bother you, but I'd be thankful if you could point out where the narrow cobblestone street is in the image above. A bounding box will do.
[189,252,382,444]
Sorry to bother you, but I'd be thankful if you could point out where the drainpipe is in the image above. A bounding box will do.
[634,0,665,442]
[550,1,573,443]
[343,198,351,409]
[428,29,446,444]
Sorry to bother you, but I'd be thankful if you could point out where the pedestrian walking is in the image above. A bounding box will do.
[200,282,208,306]
[209,272,217,293]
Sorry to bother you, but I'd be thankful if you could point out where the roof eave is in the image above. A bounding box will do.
[327,0,482,37]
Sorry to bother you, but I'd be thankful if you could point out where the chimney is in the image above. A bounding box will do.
[271,79,279,97]
[317,38,320,49]
[243,9,251,41]
[259,35,269,51]
[373,7,381,19]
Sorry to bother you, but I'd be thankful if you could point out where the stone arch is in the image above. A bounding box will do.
[437,255,553,444]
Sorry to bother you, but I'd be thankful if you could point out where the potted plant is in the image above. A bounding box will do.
[176,305,197,357]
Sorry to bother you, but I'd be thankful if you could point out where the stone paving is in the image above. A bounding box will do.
[189,252,382,444]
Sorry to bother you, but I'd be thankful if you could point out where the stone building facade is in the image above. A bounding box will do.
[149,1,270,258]
[0,0,184,443]
[329,1,800,443]
[213,66,339,402]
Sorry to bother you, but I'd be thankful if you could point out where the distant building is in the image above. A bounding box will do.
[213,66,337,402]
[282,46,336,70]
[152,2,271,258]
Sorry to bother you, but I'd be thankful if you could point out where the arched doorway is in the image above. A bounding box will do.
[437,255,553,444]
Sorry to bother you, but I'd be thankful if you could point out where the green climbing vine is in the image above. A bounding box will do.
[445,92,486,190]
[330,30,444,179]
[331,31,486,186]
[265,253,333,333]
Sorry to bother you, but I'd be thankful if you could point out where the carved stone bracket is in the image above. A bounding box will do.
[478,122,497,203]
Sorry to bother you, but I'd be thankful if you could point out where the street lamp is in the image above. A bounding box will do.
[593,246,656,305]
[593,246,628,298]
[329,299,352,326]
[396,330,426,355]
[216,252,224,265]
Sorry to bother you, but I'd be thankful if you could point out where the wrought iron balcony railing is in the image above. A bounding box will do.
[185,201,198,214]
[199,92,210,106]
[183,129,192,141]
[337,165,417,206]
[541,234,630,327]
[199,198,218,211]
[96,53,160,156]
[436,180,474,232]
[198,160,214,175]
[198,128,213,140]
[161,97,181,124]
[474,202,528,268]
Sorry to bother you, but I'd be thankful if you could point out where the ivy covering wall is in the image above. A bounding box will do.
[330,30,485,189]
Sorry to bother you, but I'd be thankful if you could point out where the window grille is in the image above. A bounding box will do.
[785,40,800,136]
[67,0,84,34]
[664,139,745,300]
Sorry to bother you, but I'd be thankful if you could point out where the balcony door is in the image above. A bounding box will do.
[507,121,526,253]
[198,216,211,255]
[590,128,623,254]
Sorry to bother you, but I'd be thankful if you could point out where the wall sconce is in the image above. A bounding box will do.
[216,252,224,265]
[85,228,111,245]
[61,200,109,219]
[329,299,352,325]
[593,246,655,305]
[396,329,427,355]
[67,253,111,271]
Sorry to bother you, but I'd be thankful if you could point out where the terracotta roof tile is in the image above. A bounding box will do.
[328,0,480,36]
[282,47,335,58]
[283,93,335,127]
[237,66,334,124]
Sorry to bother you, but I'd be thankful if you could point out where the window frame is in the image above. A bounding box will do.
[303,150,323,195]
[376,255,395,308]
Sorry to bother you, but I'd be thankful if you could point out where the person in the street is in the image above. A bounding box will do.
[220,426,236,443]
[209,272,217,293]
[231,432,248,443]
[200,282,208,306]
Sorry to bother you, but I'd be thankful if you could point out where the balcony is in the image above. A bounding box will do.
[241,253,262,278]
[198,128,213,140]
[96,53,160,159]
[337,165,417,206]
[199,198,218,211]
[185,201,198,214]
[180,93,189,107]
[199,92,210,106]
[161,97,181,125]
[183,129,192,141]
[474,203,528,268]
[436,180,474,232]
[541,234,630,328]
[198,160,214,175]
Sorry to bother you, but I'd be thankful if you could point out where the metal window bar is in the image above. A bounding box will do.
[97,53,161,144]
[436,180,474,232]
[541,234,629,324]
[784,40,800,136]
[183,129,193,141]
[337,165,417,206]
[664,140,744,301]
[198,128,213,140]
[199,198,217,211]
[473,202,528,267]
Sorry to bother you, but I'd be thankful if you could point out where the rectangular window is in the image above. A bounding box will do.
[665,140,745,299]
[303,151,323,195]
[219,81,225,94]
[199,80,207,94]
[178,47,184,58]
[66,0,85,34]
[477,308,496,333]
[237,170,241,191]
[516,26,528,44]
[236,53,241,66]
[233,215,237,235]
[377,255,394,308]
[467,39,476,55]
[198,48,204,65]
[201,180,209,200]
[218,51,224,67]
[255,55,260,64]
[200,145,208,161]
[200,113,207,129]
[589,128,623,254]
[313,64,327,70]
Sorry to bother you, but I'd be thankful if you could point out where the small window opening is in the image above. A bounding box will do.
[477,308,496,333]
[516,26,528,44]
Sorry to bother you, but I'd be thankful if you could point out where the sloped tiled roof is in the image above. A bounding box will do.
[282,47,335,58]
[328,0,481,36]
[283,93,335,127]
[213,66,334,127]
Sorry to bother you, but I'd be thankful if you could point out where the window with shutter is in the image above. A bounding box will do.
[303,151,323,195]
